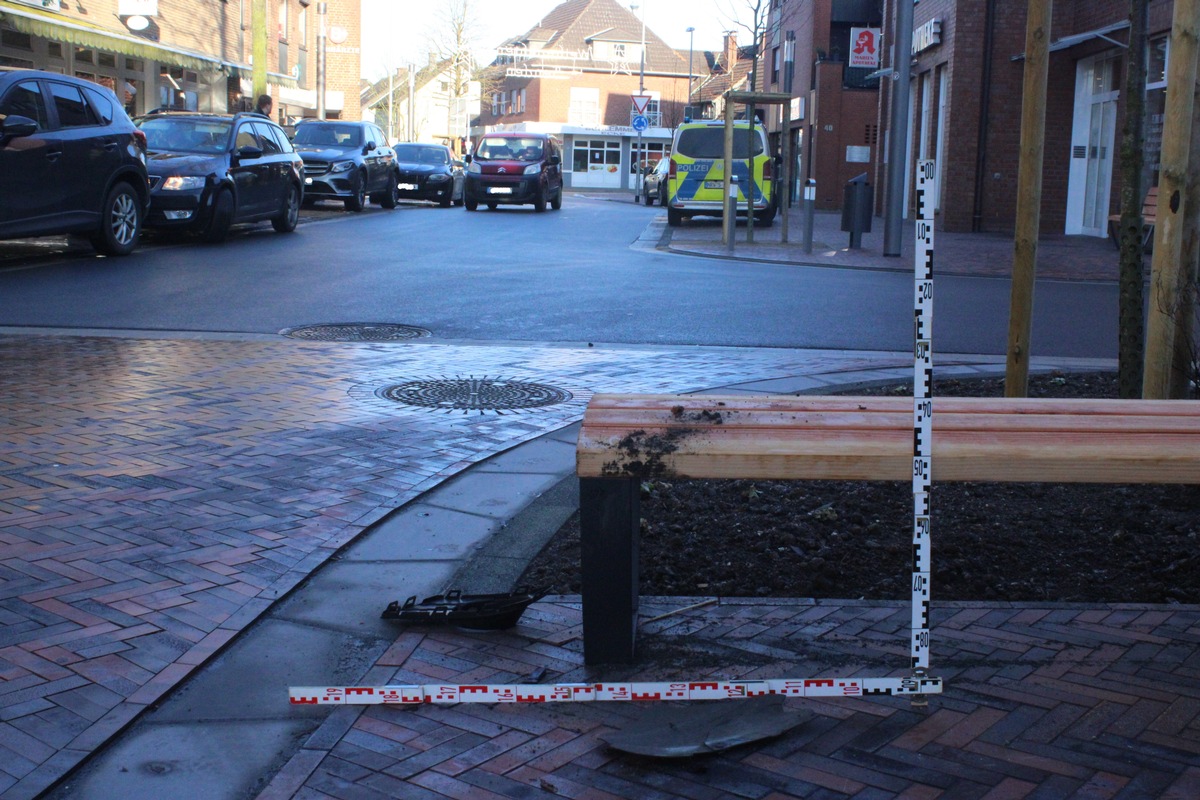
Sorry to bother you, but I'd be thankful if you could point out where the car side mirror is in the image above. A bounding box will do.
[463,154,472,164]
[548,155,560,166]
[364,141,376,154]
[1,115,38,145]
[236,145,264,160]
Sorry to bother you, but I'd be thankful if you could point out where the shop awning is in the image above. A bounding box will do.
[1011,20,1130,61]
[0,2,244,73]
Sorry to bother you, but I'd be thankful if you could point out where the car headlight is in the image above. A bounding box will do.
[523,164,542,175]
[427,174,450,183]
[161,176,206,191]
[467,160,481,174]
[330,161,355,173]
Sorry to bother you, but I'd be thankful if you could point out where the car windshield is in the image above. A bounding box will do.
[393,144,448,165]
[675,127,764,158]
[138,117,231,154]
[475,138,543,161]
[293,124,362,148]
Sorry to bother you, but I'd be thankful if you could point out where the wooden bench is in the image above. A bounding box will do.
[1108,185,1157,250]
[576,393,1200,664]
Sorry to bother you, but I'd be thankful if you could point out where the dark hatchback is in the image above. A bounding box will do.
[292,120,399,211]
[392,143,463,207]
[134,111,304,242]
[0,68,149,255]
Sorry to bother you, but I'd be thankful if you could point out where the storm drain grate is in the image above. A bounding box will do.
[281,323,431,341]
[378,376,573,413]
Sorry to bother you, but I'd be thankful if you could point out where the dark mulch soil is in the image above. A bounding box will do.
[520,373,1200,604]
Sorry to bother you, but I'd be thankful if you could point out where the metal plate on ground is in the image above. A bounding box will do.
[378,376,572,413]
[601,694,809,758]
[280,323,431,341]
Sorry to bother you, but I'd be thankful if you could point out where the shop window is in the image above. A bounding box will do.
[75,47,94,64]
[0,55,34,68]
[127,58,144,73]
[1,28,33,50]
[98,52,116,69]
[47,42,63,59]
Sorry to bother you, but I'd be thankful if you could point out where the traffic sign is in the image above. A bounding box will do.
[631,94,652,114]
[632,114,648,132]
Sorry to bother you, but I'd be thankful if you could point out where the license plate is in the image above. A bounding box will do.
[487,187,512,194]
[397,183,417,191]
[704,180,724,189]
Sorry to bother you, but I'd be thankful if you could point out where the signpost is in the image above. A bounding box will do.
[631,94,652,199]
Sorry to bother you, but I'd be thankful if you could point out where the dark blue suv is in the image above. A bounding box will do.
[0,68,149,255]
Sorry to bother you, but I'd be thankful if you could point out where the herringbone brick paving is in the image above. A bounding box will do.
[270,598,1200,799]
[2,333,977,799]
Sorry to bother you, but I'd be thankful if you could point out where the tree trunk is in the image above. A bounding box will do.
[1144,0,1200,398]
[1116,0,1148,398]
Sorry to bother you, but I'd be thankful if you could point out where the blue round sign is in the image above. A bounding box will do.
[632,114,648,131]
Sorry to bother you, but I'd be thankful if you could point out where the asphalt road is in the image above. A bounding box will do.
[0,195,1118,358]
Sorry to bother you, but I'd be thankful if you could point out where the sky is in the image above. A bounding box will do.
[360,0,746,80]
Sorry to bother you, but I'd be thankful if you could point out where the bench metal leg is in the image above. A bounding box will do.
[580,477,639,664]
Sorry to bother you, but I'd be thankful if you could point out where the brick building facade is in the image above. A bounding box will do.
[474,0,693,191]
[771,0,1175,236]
[0,0,361,123]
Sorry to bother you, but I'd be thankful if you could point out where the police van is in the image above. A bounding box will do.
[665,118,776,227]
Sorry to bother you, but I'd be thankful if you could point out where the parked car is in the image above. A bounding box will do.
[641,157,669,206]
[0,68,149,255]
[134,111,303,242]
[664,119,776,227]
[463,132,563,212]
[292,120,399,211]
[392,143,463,207]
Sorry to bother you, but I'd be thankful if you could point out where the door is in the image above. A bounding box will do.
[1066,54,1121,236]
[232,122,270,216]
[46,79,110,222]
[0,79,54,234]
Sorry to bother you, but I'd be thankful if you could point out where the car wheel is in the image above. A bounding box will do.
[465,196,478,211]
[487,202,497,211]
[272,184,300,233]
[380,172,400,209]
[643,190,654,206]
[345,173,367,211]
[453,184,464,207]
[667,207,683,227]
[90,181,142,256]
[533,185,546,213]
[439,190,452,208]
[550,186,562,211]
[203,189,235,243]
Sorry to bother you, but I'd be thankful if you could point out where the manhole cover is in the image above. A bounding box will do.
[379,376,573,412]
[281,323,431,341]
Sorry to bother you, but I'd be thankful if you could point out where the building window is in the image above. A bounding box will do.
[1,28,33,51]
[278,0,288,40]
[491,93,499,115]
[299,6,307,47]
[772,47,780,84]
[568,86,599,127]
[510,89,520,114]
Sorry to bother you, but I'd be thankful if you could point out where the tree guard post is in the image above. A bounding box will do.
[580,477,640,664]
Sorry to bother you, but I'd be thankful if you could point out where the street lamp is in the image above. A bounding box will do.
[686,26,695,111]
[631,2,647,196]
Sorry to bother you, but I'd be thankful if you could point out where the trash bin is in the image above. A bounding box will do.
[841,173,873,248]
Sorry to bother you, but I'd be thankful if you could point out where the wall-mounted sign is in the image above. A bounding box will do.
[118,0,158,16]
[846,145,871,163]
[12,0,62,10]
[849,28,881,69]
[328,26,348,44]
[912,19,942,55]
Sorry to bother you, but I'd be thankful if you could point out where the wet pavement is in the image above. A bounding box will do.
[2,206,1195,800]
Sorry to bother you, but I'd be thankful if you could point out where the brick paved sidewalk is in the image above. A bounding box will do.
[3,334,1013,799]
[265,597,1200,799]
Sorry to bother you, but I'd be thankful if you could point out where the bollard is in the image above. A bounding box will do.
[725,175,738,253]
[841,173,872,249]
[803,178,816,254]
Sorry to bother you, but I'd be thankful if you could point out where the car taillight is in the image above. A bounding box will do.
[132,129,147,151]
[762,156,773,182]
[668,158,676,178]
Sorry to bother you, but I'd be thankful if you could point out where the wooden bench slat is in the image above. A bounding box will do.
[578,395,1200,484]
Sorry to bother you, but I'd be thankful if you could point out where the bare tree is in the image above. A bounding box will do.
[720,0,770,241]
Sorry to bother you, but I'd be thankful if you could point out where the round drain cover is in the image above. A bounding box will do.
[379,377,572,412]
[281,323,431,341]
